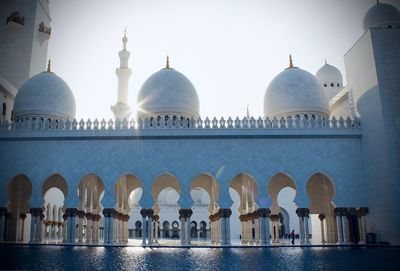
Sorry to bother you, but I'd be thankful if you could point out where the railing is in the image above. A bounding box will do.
[0,115,361,132]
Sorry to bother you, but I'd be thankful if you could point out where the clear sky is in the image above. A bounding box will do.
[47,0,400,120]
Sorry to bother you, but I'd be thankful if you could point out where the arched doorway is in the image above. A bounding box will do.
[77,174,105,244]
[42,174,68,243]
[115,174,141,243]
[190,174,219,244]
[230,173,259,245]
[267,173,298,244]
[152,174,181,244]
[307,173,336,243]
[6,174,32,241]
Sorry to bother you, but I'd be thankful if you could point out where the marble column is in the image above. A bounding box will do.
[152,215,159,244]
[218,208,232,246]
[29,208,39,243]
[303,210,310,245]
[39,214,45,242]
[92,214,100,243]
[257,208,271,245]
[342,213,350,244]
[239,214,247,245]
[318,214,326,244]
[77,210,85,243]
[85,213,93,243]
[334,208,344,244]
[0,207,6,242]
[62,214,67,242]
[140,209,147,245]
[19,213,27,242]
[147,209,154,245]
[270,214,280,243]
[65,208,77,243]
[296,208,307,244]
[179,209,186,245]
[102,208,114,244]
[357,207,368,244]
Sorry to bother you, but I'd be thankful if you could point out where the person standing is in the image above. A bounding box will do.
[291,230,295,245]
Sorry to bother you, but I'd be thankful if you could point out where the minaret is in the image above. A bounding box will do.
[111,29,132,120]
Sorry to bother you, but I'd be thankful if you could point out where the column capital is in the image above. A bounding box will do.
[20,213,27,220]
[147,209,154,218]
[209,213,220,222]
[112,210,119,219]
[62,214,68,221]
[65,208,78,217]
[124,214,130,221]
[85,213,93,220]
[30,207,43,216]
[77,210,86,219]
[102,208,115,218]
[92,214,101,222]
[296,208,310,217]
[257,208,271,218]
[218,208,232,218]
[334,207,348,216]
[140,208,148,218]
[153,215,160,221]
[318,214,326,221]
[179,208,192,219]
[357,207,369,216]
[269,214,280,221]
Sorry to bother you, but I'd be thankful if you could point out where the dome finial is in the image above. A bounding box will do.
[47,59,51,72]
[166,55,170,69]
[325,59,327,65]
[289,54,294,68]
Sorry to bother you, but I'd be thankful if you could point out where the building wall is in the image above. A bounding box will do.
[344,28,400,244]
[0,129,366,214]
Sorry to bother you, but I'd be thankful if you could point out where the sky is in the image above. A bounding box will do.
[47,0,400,120]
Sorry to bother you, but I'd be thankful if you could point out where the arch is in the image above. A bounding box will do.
[6,174,32,241]
[306,172,337,243]
[114,174,142,214]
[190,173,219,214]
[42,174,68,198]
[78,174,105,214]
[306,172,335,213]
[152,173,182,202]
[267,173,297,215]
[229,173,259,214]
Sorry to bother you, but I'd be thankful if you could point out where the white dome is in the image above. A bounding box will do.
[13,72,76,121]
[363,3,400,31]
[137,67,200,119]
[264,67,329,117]
[316,63,343,86]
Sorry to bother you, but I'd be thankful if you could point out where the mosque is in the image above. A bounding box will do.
[0,0,399,246]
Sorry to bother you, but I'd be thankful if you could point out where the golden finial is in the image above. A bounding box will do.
[166,55,170,69]
[325,59,327,65]
[289,54,293,68]
[122,27,128,48]
[47,59,51,72]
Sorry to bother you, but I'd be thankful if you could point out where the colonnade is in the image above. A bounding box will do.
[0,205,369,246]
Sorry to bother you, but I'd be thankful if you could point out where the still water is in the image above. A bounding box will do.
[1,245,399,271]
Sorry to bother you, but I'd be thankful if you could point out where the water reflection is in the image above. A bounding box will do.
[1,245,400,271]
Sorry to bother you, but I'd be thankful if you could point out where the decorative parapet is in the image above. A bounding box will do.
[0,115,361,132]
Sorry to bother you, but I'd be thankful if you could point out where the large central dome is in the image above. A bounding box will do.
[137,63,200,119]
[264,63,329,118]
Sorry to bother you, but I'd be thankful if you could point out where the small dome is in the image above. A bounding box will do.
[363,2,400,31]
[264,67,329,117]
[316,62,343,86]
[13,71,76,121]
[137,67,200,119]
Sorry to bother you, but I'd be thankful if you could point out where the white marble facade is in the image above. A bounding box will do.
[0,1,399,246]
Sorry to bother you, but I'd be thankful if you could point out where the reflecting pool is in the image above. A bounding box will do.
[1,245,399,270]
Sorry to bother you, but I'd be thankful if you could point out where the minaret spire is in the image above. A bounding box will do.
[111,29,133,121]
[289,54,294,68]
